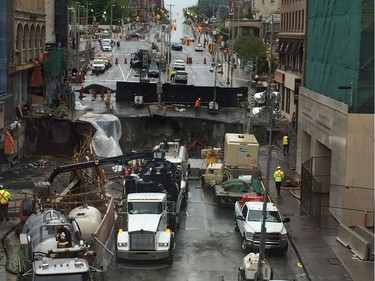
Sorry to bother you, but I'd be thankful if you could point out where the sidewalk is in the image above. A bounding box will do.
[263,130,374,280]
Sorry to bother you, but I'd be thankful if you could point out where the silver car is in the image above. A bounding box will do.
[175,70,188,84]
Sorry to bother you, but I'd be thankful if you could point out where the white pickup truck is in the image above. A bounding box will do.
[234,201,290,254]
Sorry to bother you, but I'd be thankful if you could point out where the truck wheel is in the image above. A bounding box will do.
[238,267,245,281]
[215,196,222,205]
[166,238,174,265]
[241,237,249,253]
[234,220,239,232]
[201,176,206,187]
[279,243,288,255]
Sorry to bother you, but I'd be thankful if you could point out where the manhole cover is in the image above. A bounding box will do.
[327,258,341,265]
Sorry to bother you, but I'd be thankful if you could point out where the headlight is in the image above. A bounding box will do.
[117,242,127,247]
[158,242,169,247]
[245,232,254,239]
[281,234,288,241]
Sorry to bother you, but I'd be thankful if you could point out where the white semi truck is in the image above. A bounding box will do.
[116,192,175,264]
[115,150,186,264]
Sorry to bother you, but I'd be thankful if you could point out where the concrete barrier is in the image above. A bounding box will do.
[336,224,372,260]
[354,224,374,260]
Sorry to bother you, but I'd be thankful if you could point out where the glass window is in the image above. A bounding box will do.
[128,202,163,214]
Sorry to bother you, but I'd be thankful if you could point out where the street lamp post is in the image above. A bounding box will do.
[110,4,115,31]
[255,13,274,281]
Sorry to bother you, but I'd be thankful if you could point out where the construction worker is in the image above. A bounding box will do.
[170,69,176,82]
[282,132,289,155]
[195,97,201,116]
[0,185,11,222]
[273,166,284,196]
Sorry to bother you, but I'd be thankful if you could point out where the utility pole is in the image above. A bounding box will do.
[255,13,274,281]
[166,4,174,81]
[228,6,235,86]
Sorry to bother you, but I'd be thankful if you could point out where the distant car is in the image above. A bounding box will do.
[194,43,204,52]
[91,59,106,75]
[102,43,112,52]
[174,70,188,84]
[148,64,160,78]
[101,38,112,46]
[209,63,223,73]
[97,55,112,69]
[217,63,223,74]
[171,43,183,51]
[173,59,186,70]
[130,32,142,39]
[180,35,195,42]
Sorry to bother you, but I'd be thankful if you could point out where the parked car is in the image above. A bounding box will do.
[173,59,186,70]
[171,43,183,51]
[148,64,160,78]
[194,43,204,52]
[174,71,188,84]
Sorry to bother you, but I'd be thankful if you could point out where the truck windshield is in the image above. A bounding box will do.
[247,210,281,223]
[35,272,90,281]
[128,202,162,214]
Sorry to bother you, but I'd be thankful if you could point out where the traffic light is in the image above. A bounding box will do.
[266,47,270,61]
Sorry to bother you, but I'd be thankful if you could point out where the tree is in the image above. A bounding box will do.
[234,35,265,61]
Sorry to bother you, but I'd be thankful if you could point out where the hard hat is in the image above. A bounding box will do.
[277,166,281,169]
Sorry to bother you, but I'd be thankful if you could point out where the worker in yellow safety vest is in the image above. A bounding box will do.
[282,132,289,155]
[273,166,284,196]
[0,185,11,222]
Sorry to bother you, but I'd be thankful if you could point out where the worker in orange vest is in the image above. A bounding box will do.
[195,97,201,116]
[273,166,284,196]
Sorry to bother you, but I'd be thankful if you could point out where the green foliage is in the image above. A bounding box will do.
[234,36,266,61]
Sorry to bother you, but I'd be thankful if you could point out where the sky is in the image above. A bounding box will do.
[164,0,198,42]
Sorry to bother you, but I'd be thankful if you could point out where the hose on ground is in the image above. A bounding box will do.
[1,222,23,275]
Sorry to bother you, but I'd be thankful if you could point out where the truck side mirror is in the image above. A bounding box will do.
[236,215,245,221]
[283,217,291,223]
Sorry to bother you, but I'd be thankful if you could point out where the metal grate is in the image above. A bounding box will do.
[254,232,281,242]
[130,231,155,250]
